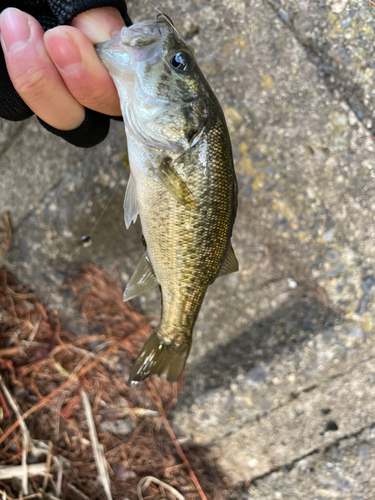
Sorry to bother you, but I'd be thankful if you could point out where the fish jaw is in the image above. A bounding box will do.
[95,18,173,76]
[96,34,160,73]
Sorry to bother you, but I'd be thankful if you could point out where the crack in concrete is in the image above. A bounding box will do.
[222,353,375,441]
[245,420,375,486]
[265,0,374,136]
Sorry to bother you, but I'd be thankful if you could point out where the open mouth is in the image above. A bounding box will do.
[95,18,173,69]
[96,18,171,51]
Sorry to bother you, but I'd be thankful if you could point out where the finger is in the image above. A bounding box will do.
[0,43,33,121]
[44,26,121,116]
[0,8,85,131]
[71,7,125,44]
[68,7,126,115]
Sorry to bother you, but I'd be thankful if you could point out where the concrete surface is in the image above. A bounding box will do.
[1,0,375,497]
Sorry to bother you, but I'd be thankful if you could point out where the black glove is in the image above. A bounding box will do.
[0,1,131,148]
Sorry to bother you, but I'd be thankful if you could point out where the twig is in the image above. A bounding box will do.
[55,391,67,439]
[7,290,35,300]
[0,375,29,495]
[0,387,11,419]
[0,463,47,480]
[67,484,90,500]
[137,476,184,500]
[51,360,71,379]
[146,379,208,500]
[24,318,41,349]
[80,389,112,500]
[4,494,43,500]
[0,490,9,500]
[42,442,53,491]
[18,495,43,500]
[44,493,62,500]
[54,457,64,497]
[0,347,24,358]
[28,440,64,497]
[0,326,147,446]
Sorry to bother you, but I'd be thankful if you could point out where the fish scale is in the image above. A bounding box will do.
[97,17,238,382]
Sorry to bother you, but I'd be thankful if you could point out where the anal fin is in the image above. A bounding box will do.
[123,251,158,301]
[124,173,139,229]
[217,242,239,278]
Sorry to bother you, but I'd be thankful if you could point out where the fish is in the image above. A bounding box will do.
[96,15,238,383]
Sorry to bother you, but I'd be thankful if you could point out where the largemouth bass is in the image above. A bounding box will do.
[96,16,238,383]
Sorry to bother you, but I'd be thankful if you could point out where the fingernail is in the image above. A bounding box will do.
[45,30,82,71]
[0,8,31,52]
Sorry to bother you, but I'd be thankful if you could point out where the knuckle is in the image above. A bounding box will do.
[80,86,108,107]
[13,66,52,104]
[74,80,115,111]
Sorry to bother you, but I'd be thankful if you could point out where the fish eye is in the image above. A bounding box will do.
[170,52,190,72]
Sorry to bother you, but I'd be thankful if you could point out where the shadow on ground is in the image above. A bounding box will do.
[182,301,334,403]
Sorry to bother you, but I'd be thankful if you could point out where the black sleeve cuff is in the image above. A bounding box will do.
[0,48,33,121]
[38,107,111,148]
[48,0,132,26]
[110,114,123,122]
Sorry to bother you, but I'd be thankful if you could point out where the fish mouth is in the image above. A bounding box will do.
[96,17,173,69]
[119,18,172,47]
[96,17,173,52]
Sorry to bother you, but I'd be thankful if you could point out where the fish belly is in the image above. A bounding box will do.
[127,122,234,338]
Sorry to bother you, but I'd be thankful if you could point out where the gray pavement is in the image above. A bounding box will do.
[1,0,375,498]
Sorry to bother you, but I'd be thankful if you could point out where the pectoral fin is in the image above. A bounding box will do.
[123,251,158,301]
[124,174,139,229]
[157,160,198,213]
[217,242,239,278]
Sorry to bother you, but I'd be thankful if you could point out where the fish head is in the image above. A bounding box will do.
[96,17,213,152]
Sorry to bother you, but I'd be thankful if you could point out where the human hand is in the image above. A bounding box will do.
[0,4,130,147]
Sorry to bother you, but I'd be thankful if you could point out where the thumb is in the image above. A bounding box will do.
[71,7,125,44]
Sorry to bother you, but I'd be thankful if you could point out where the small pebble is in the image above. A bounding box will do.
[246,365,267,385]
[326,249,340,261]
[340,10,356,30]
[362,276,375,292]
[359,443,370,460]
[278,8,289,22]
[326,264,345,278]
[80,235,92,247]
[288,278,298,289]
[332,0,347,14]
[343,326,361,337]
[323,229,335,242]
[303,317,314,332]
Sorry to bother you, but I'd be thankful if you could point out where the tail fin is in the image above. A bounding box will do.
[129,330,191,384]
